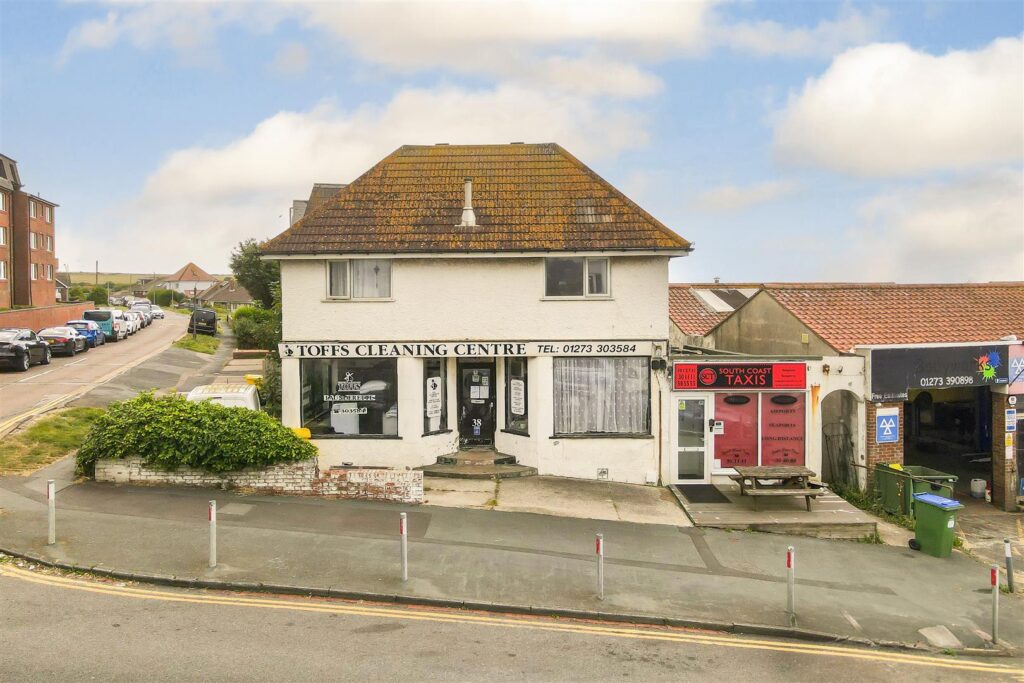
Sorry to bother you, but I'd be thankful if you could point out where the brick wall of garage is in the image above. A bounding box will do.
[0,302,92,330]
[865,401,904,484]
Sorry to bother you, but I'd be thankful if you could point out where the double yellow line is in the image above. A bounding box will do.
[0,563,1017,675]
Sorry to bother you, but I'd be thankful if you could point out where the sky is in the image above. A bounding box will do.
[0,0,1021,283]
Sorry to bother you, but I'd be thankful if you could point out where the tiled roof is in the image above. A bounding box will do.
[307,183,346,214]
[762,283,1024,351]
[199,278,253,304]
[263,143,690,255]
[165,262,216,283]
[669,285,739,335]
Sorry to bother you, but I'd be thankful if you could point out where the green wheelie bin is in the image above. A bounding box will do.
[910,493,963,558]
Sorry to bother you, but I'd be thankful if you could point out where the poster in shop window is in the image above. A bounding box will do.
[760,393,806,466]
[425,377,443,419]
[713,394,757,469]
[510,379,526,416]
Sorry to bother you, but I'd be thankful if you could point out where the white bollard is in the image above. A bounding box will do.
[991,564,1000,645]
[786,546,796,626]
[47,480,56,545]
[208,500,217,568]
[596,533,605,600]
[400,512,408,582]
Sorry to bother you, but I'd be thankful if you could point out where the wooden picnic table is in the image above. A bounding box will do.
[729,466,821,512]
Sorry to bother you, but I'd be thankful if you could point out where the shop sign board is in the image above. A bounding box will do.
[280,340,654,358]
[673,363,806,391]
[875,407,899,444]
[869,344,1011,401]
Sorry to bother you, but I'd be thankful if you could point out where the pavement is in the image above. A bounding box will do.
[425,475,691,526]
[957,495,1024,587]
[0,461,1020,654]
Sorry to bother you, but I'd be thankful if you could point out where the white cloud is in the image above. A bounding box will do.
[692,179,799,212]
[831,168,1024,281]
[775,36,1024,176]
[70,84,648,272]
[58,2,886,96]
[269,42,310,76]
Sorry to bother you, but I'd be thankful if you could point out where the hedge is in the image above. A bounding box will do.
[232,305,279,351]
[76,393,317,476]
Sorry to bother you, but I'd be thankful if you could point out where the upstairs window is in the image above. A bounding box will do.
[31,263,38,280]
[45,235,53,251]
[0,226,6,246]
[30,232,38,249]
[0,260,7,280]
[44,206,53,223]
[545,257,610,297]
[327,259,392,300]
[45,264,53,280]
[0,192,6,212]
[29,201,38,219]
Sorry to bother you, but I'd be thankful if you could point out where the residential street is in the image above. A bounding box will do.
[0,560,1015,682]
[0,312,189,429]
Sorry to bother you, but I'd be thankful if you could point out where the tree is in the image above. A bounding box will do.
[230,239,279,308]
[88,286,108,305]
[68,286,86,302]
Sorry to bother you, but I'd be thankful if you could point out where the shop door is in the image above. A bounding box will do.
[675,395,710,483]
[458,360,496,447]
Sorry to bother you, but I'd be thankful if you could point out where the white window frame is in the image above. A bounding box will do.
[44,205,52,223]
[543,257,612,299]
[0,260,7,280]
[30,232,38,249]
[31,263,39,280]
[45,264,53,280]
[0,192,7,212]
[325,259,393,301]
[0,226,6,246]
[46,235,53,251]
[30,201,38,219]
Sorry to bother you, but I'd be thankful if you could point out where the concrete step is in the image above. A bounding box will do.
[436,449,517,466]
[420,463,538,480]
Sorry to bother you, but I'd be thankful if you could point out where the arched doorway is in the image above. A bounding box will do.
[821,390,860,489]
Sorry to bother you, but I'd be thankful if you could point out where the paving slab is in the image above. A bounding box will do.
[423,477,496,508]
[498,476,691,526]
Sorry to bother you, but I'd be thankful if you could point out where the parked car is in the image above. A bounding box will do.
[37,326,89,356]
[109,296,126,306]
[184,383,261,411]
[188,308,218,336]
[0,328,51,371]
[150,305,166,319]
[124,310,142,335]
[83,309,127,342]
[66,320,105,347]
[130,303,153,326]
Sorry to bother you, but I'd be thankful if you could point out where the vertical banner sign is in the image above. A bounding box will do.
[1006,409,1017,433]
[761,394,806,466]
[509,378,526,416]
[876,407,900,444]
[425,377,443,419]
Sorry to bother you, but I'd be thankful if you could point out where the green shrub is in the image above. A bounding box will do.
[261,354,282,419]
[88,286,108,305]
[75,393,316,476]
[232,306,280,351]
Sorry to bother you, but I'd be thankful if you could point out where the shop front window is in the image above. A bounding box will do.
[553,357,649,435]
[761,393,806,466]
[300,358,398,437]
[423,358,447,434]
[714,394,758,469]
[504,357,528,434]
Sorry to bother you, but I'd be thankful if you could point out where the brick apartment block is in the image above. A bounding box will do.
[0,153,59,309]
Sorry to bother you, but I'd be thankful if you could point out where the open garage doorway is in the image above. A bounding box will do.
[905,386,992,497]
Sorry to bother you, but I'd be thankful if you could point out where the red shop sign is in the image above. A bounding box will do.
[674,363,806,390]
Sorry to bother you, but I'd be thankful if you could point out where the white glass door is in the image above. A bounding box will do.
[675,395,710,483]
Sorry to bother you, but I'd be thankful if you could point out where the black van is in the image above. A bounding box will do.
[188,308,218,336]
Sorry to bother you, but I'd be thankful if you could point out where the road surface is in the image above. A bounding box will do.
[0,312,188,429]
[0,560,1017,682]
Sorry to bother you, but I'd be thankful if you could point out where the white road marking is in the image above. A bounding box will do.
[16,368,58,383]
[840,610,862,632]
[66,358,90,366]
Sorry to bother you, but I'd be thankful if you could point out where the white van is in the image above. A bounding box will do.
[184,383,261,411]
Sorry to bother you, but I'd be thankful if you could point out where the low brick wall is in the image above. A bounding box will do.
[0,303,93,330]
[94,457,423,504]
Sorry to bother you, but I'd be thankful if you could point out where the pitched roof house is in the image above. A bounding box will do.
[154,262,218,296]
[668,283,759,349]
[263,142,690,486]
[198,278,254,311]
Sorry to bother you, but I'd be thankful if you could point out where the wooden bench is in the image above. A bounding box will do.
[729,466,822,512]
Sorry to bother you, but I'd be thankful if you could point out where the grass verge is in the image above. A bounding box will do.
[173,333,221,354]
[830,482,916,531]
[0,408,106,474]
